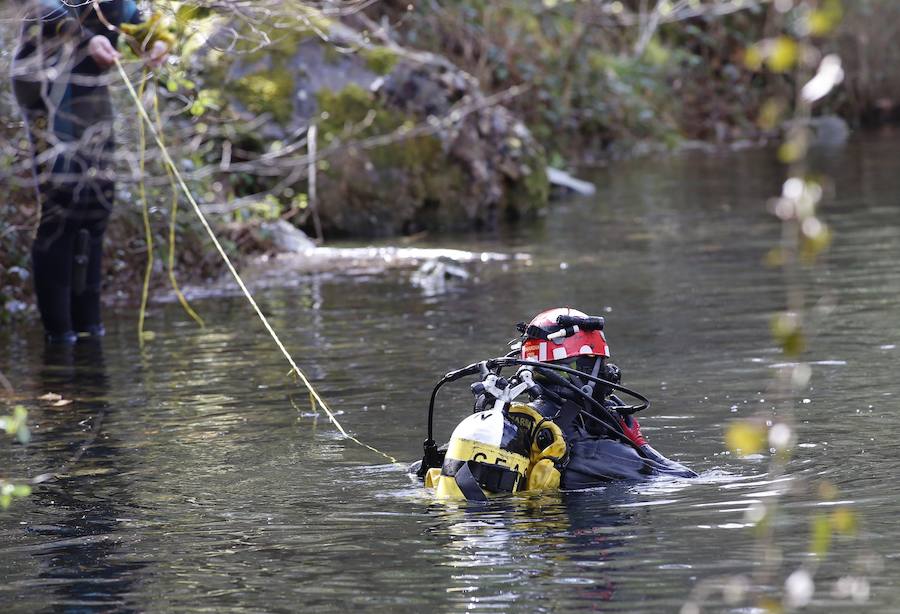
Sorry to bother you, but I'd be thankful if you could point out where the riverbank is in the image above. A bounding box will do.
[2,0,899,326]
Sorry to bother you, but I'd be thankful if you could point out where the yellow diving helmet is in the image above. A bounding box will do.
[425,403,567,501]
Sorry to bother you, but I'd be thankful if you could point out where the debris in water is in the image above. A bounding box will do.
[547,167,596,196]
[411,257,470,295]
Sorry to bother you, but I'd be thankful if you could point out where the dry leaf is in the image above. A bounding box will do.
[38,392,62,402]
[51,399,73,407]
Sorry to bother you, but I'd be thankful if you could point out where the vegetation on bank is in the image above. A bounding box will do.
[2,0,900,323]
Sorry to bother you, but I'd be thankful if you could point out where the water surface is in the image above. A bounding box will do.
[2,133,899,612]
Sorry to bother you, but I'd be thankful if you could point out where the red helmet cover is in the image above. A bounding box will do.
[520,307,609,362]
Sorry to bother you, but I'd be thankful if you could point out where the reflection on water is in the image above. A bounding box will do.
[2,133,900,611]
[28,341,146,612]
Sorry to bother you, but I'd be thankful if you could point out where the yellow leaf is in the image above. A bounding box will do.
[767,37,798,73]
[758,98,785,131]
[808,0,844,36]
[800,223,832,264]
[744,45,763,71]
[725,421,766,455]
[771,312,805,355]
[818,481,838,501]
[778,139,806,164]
[764,247,786,267]
[831,507,857,535]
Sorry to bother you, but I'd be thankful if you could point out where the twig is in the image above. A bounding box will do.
[307,124,323,243]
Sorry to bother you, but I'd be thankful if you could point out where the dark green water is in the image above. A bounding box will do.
[2,133,900,612]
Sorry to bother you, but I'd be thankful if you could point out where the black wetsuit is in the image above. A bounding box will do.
[12,0,143,338]
[531,389,696,489]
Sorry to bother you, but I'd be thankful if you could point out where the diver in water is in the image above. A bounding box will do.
[417,307,695,500]
[514,307,695,489]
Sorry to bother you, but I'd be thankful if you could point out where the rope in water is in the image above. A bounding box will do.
[114,59,400,466]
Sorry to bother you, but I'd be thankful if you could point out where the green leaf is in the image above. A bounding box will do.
[811,513,832,557]
[16,425,30,445]
[11,485,31,498]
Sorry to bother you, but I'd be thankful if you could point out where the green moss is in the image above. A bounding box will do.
[362,46,399,75]
[233,68,296,124]
[318,85,446,168]
[316,84,470,231]
[233,12,328,63]
[508,159,549,212]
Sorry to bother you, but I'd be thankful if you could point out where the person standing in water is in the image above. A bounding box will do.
[12,0,168,343]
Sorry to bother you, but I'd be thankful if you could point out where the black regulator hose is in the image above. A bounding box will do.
[426,361,482,443]
[534,368,628,437]
[424,356,651,451]
[492,358,650,413]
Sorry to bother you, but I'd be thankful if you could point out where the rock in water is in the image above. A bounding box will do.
[259,220,317,253]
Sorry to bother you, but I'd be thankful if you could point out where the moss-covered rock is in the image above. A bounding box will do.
[206,12,549,237]
[362,47,400,76]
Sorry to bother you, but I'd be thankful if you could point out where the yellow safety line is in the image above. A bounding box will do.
[136,71,153,347]
[153,82,205,328]
[114,59,400,466]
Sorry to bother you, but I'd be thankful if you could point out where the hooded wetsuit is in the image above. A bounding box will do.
[12,0,143,337]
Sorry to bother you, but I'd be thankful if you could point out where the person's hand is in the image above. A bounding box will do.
[145,40,169,69]
[88,35,121,70]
